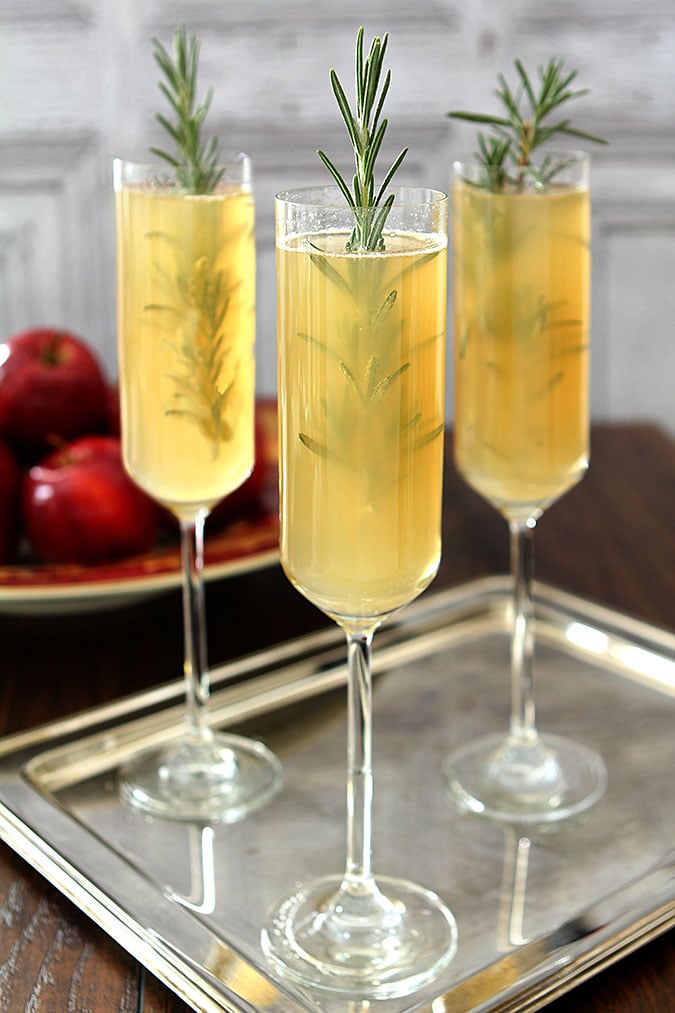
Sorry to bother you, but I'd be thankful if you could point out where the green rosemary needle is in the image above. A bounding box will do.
[150,24,224,195]
[318,26,408,251]
[448,57,607,190]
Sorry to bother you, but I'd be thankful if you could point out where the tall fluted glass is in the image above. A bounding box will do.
[443,152,607,823]
[113,157,282,822]
[261,186,457,998]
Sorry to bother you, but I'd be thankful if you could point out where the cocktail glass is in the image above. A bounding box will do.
[443,152,607,824]
[113,156,282,822]
[261,186,458,998]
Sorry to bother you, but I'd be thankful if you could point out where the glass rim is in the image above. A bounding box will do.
[275,184,448,209]
[452,148,590,173]
[112,153,252,190]
[113,152,251,171]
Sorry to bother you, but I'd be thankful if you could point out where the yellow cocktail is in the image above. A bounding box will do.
[443,152,607,825]
[263,23,457,997]
[453,176,590,518]
[115,179,255,516]
[263,185,457,998]
[113,157,281,823]
[278,229,446,621]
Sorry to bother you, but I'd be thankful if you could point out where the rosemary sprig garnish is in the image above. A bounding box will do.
[318,26,408,251]
[448,58,607,190]
[150,24,224,194]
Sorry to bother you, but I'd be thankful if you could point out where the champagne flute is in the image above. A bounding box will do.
[113,156,282,822]
[443,152,607,824]
[261,186,457,998]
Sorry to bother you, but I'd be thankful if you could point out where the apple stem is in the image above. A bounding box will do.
[179,511,211,737]
[46,432,69,457]
[41,334,67,367]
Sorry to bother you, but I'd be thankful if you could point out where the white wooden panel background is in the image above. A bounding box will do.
[1,0,674,433]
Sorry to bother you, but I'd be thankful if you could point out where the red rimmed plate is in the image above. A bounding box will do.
[0,401,280,616]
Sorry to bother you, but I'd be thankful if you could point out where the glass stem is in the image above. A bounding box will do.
[344,628,376,890]
[180,512,210,740]
[509,518,538,745]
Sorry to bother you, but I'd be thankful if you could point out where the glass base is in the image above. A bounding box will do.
[261,874,458,999]
[443,732,607,825]
[118,730,283,823]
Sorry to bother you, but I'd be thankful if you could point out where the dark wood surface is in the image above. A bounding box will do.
[0,423,673,1011]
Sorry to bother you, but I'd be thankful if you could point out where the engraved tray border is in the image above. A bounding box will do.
[0,576,673,1012]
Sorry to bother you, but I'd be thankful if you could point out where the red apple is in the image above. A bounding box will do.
[0,327,108,457]
[0,437,21,563]
[22,436,160,564]
[207,402,277,529]
[104,381,121,436]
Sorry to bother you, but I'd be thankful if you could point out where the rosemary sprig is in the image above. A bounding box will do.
[448,58,607,190]
[150,24,224,194]
[318,26,408,251]
[144,229,243,452]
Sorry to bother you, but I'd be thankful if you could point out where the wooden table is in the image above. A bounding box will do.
[0,423,672,1011]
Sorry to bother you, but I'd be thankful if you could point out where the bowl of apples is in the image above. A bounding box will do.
[0,327,279,615]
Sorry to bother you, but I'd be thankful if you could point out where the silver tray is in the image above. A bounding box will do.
[0,576,673,1012]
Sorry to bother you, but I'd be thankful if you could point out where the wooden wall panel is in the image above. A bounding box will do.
[591,142,675,428]
[593,218,675,422]
[1,0,673,432]
[0,135,111,359]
